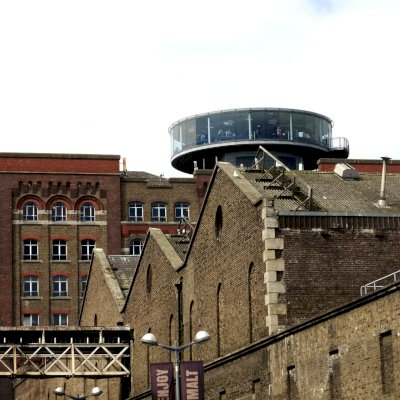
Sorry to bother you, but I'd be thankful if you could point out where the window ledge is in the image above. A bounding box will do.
[50,296,71,300]
[50,260,71,263]
[21,296,43,300]
[22,260,43,263]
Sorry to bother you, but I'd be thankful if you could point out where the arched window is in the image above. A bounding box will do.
[175,202,189,221]
[23,276,39,297]
[23,201,38,221]
[217,283,222,357]
[248,262,255,342]
[215,206,223,241]
[80,202,95,222]
[52,239,67,261]
[130,239,143,256]
[52,275,68,297]
[23,239,39,261]
[128,202,143,222]
[151,202,166,222]
[52,202,67,221]
[146,265,152,294]
[81,239,95,261]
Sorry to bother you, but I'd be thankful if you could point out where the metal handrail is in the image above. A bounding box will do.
[360,269,400,296]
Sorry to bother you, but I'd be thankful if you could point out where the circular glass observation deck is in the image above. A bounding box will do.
[170,108,349,174]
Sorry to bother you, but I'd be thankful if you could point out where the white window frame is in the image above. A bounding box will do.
[23,239,39,261]
[52,275,68,297]
[130,239,143,256]
[152,202,167,222]
[129,202,143,222]
[175,202,190,221]
[52,202,67,221]
[23,275,39,297]
[52,314,68,326]
[52,239,67,261]
[81,239,95,261]
[23,314,39,326]
[80,202,95,222]
[81,275,88,297]
[23,201,38,221]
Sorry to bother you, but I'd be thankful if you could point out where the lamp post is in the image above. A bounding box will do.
[54,386,103,400]
[141,330,210,400]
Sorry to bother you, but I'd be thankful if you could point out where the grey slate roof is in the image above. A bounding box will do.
[107,255,139,297]
[241,169,400,213]
[166,235,191,261]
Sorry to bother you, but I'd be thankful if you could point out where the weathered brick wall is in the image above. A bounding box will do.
[185,169,267,360]
[202,284,400,400]
[79,250,124,327]
[282,229,400,327]
[123,234,183,396]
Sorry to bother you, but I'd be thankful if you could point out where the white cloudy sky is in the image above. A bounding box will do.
[1,0,399,177]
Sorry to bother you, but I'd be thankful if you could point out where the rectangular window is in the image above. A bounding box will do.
[287,365,298,399]
[52,276,68,297]
[23,314,39,326]
[23,240,39,261]
[81,275,88,297]
[52,240,67,261]
[175,203,189,222]
[380,331,394,394]
[23,276,39,297]
[152,203,167,222]
[129,203,143,222]
[52,314,68,326]
[81,240,95,261]
[329,349,341,399]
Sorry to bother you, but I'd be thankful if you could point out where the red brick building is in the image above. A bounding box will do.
[0,152,206,328]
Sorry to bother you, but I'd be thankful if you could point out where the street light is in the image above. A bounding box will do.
[141,330,210,400]
[54,386,103,399]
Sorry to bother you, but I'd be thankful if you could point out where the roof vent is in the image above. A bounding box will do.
[334,163,359,180]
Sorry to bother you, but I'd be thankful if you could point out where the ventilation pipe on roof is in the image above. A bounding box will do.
[378,156,391,208]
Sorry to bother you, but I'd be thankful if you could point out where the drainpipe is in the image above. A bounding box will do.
[378,156,391,207]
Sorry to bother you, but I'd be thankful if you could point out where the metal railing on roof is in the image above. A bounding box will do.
[249,146,314,211]
[360,269,400,296]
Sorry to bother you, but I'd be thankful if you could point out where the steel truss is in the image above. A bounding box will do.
[0,327,131,378]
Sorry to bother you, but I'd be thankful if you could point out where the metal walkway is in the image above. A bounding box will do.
[0,326,131,378]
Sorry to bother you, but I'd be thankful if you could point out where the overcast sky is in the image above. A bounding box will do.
[1,0,399,177]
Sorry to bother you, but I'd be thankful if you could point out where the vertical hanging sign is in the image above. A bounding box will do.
[150,362,174,400]
[180,361,204,400]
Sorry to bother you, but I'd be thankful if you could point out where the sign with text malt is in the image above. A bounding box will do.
[150,362,174,400]
[180,361,204,400]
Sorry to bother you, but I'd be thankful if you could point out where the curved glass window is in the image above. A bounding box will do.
[170,108,334,157]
